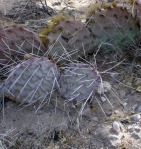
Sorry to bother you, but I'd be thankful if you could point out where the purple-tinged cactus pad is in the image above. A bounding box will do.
[44,20,94,63]
[0,25,46,65]
[59,63,101,101]
[3,57,60,105]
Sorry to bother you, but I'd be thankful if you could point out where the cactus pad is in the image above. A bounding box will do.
[41,18,94,63]
[59,63,101,101]
[0,25,46,66]
[2,57,60,105]
[86,5,141,53]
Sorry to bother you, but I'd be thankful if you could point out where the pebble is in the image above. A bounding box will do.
[131,133,140,140]
[135,128,140,133]
[131,114,141,122]
[122,102,127,107]
[128,127,134,133]
[112,121,121,134]
[24,54,33,60]
[134,105,141,112]
[101,96,107,102]
[97,81,111,94]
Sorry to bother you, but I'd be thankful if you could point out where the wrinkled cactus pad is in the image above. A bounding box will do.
[59,63,101,101]
[2,57,60,105]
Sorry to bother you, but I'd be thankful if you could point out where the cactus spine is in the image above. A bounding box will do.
[0,25,46,65]
[2,57,60,107]
[40,14,94,64]
[59,63,101,101]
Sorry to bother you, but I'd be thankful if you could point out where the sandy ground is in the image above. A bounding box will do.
[0,0,25,15]
[0,0,141,148]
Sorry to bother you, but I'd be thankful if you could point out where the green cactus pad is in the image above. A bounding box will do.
[86,5,141,54]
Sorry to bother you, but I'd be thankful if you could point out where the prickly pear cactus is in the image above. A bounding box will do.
[59,63,101,101]
[0,24,46,66]
[40,15,94,63]
[86,4,141,53]
[2,57,60,105]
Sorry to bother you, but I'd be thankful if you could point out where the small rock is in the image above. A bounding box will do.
[52,1,61,6]
[24,54,33,60]
[128,127,134,133]
[131,114,141,122]
[136,86,141,92]
[134,105,141,112]
[101,96,107,102]
[97,81,111,94]
[131,133,140,140]
[114,110,120,115]
[112,121,121,134]
[122,102,127,107]
[135,128,140,133]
